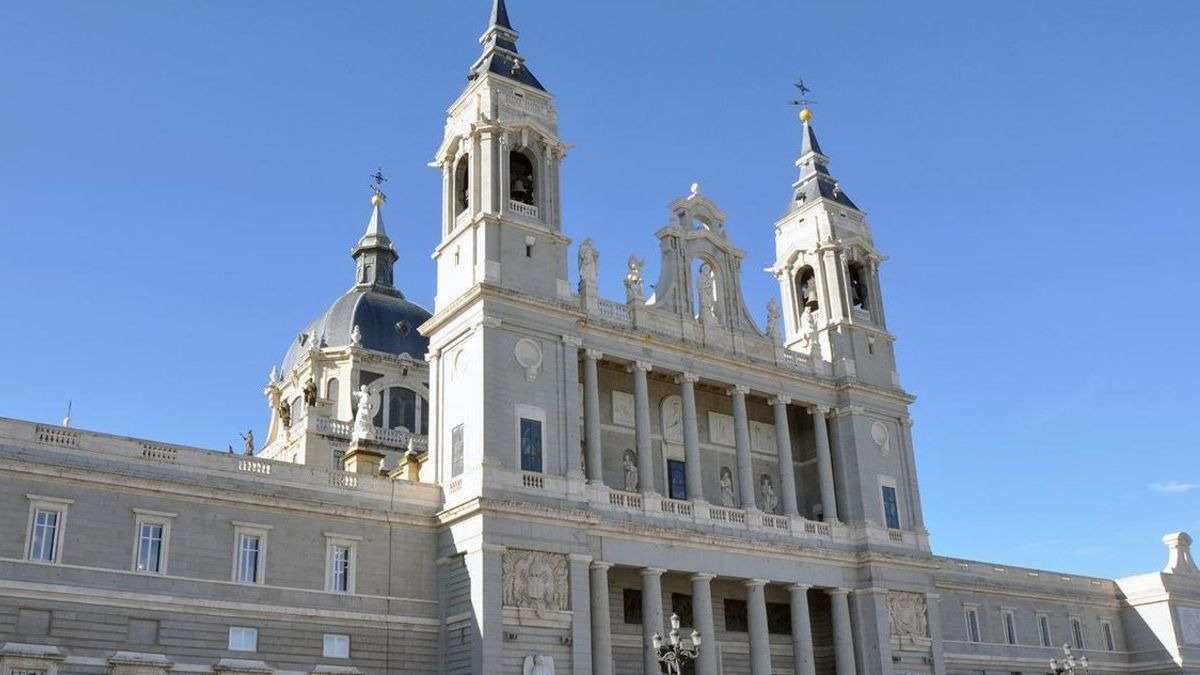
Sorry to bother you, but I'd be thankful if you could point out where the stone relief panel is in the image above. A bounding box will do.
[612,391,635,427]
[750,421,776,453]
[1180,607,1200,645]
[708,412,734,446]
[870,419,892,457]
[502,549,569,616]
[522,654,555,675]
[661,394,683,443]
[886,591,928,639]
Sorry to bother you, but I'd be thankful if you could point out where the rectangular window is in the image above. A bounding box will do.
[1002,609,1017,645]
[451,424,465,477]
[767,602,792,635]
[519,417,543,472]
[26,495,72,564]
[881,485,900,529]
[671,593,693,628]
[667,460,687,500]
[1102,620,1115,651]
[323,633,350,659]
[1038,613,1052,647]
[724,598,748,632]
[964,606,981,643]
[228,626,257,652]
[232,522,270,585]
[1071,617,1085,649]
[623,589,643,624]
[325,534,359,594]
[137,523,164,573]
[332,546,351,592]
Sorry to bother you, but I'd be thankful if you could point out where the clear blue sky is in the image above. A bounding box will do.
[2,1,1198,579]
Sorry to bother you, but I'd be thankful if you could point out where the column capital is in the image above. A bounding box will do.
[744,578,769,588]
[728,384,751,396]
[676,372,700,384]
[808,404,831,415]
[899,415,914,428]
[640,566,666,577]
[584,348,603,360]
[768,395,791,407]
[826,587,852,596]
[787,582,812,592]
[690,572,717,582]
[568,553,593,564]
[479,543,507,554]
[831,404,865,418]
[590,561,614,571]
[561,335,583,348]
[630,361,653,373]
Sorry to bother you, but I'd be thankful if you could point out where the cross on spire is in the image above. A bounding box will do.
[369,167,388,203]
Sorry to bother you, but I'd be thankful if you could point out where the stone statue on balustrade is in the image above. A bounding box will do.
[277,402,292,429]
[760,474,779,513]
[240,429,255,456]
[350,324,363,347]
[624,255,645,304]
[351,385,376,441]
[720,467,736,507]
[578,238,598,291]
[623,449,639,491]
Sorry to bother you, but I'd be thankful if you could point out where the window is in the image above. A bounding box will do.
[724,598,748,632]
[1001,609,1017,645]
[324,534,360,594]
[25,495,72,564]
[623,589,642,624]
[323,633,350,659]
[964,606,981,643]
[519,416,543,473]
[767,602,792,635]
[451,424,465,477]
[848,261,869,310]
[454,154,470,217]
[509,150,535,205]
[132,509,174,574]
[228,627,258,652]
[881,481,900,529]
[667,460,687,500]
[326,377,339,416]
[232,522,271,584]
[1037,613,1052,647]
[670,593,693,628]
[1070,617,1085,649]
[1101,620,1115,651]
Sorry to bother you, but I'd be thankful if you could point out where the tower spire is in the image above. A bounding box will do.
[469,0,545,91]
[489,0,513,31]
[351,171,401,297]
[789,109,857,211]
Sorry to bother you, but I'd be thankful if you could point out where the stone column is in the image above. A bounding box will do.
[770,396,799,515]
[788,584,816,675]
[829,588,857,675]
[583,350,604,484]
[810,406,838,522]
[570,554,594,675]
[730,385,757,510]
[899,416,926,531]
[563,337,584,478]
[690,573,718,675]
[925,592,947,675]
[679,373,704,502]
[632,362,655,495]
[468,544,505,670]
[641,567,665,675]
[745,579,773,675]
[589,562,613,675]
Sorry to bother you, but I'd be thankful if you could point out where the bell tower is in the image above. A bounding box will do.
[770,108,900,389]
[430,0,570,311]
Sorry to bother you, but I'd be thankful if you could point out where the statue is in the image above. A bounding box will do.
[697,263,717,325]
[624,255,645,304]
[351,385,375,441]
[277,402,291,429]
[801,276,819,312]
[239,429,255,456]
[765,298,780,341]
[623,449,639,491]
[720,467,736,507]
[522,654,555,675]
[578,238,598,288]
[760,474,779,513]
[268,365,279,384]
[303,378,318,407]
[350,324,363,347]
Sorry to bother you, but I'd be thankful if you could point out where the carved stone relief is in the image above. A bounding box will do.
[612,391,635,427]
[708,412,734,446]
[661,395,683,443]
[886,591,928,639]
[502,549,569,616]
[871,420,891,456]
[750,421,777,453]
[523,654,555,675]
[514,338,543,382]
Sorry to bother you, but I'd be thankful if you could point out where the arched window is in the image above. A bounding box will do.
[454,154,470,216]
[848,262,868,310]
[370,386,429,434]
[796,267,818,317]
[326,378,340,418]
[509,150,535,205]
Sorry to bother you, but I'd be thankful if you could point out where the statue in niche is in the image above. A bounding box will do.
[760,474,779,513]
[624,255,645,303]
[502,550,568,617]
[350,324,363,347]
[801,275,819,313]
[351,385,376,441]
[697,263,717,325]
[720,467,736,507]
[277,402,292,429]
[240,429,255,456]
[523,654,555,675]
[623,449,639,491]
[886,591,928,639]
[303,378,318,407]
[765,298,781,342]
[578,238,598,288]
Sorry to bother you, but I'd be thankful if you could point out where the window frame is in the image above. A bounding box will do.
[515,404,546,473]
[131,508,175,575]
[1000,608,1018,645]
[1070,616,1085,649]
[451,423,465,477]
[25,495,73,564]
[1101,619,1115,651]
[231,521,272,585]
[964,605,981,643]
[1037,612,1053,647]
[878,476,901,529]
[324,533,361,594]
[228,626,258,652]
[323,633,351,659]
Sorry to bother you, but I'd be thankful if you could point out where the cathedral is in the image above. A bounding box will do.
[1,2,1198,675]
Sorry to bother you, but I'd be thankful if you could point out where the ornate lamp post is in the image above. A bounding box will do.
[1048,644,1089,674]
[652,613,701,675]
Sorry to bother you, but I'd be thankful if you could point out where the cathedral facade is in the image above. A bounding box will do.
[2,2,1199,675]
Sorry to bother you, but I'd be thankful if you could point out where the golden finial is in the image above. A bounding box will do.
[799,108,813,123]
[789,79,816,123]
[371,192,385,207]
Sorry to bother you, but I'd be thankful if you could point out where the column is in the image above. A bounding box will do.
[563,337,584,478]
[788,584,816,675]
[829,588,857,675]
[745,579,773,675]
[690,573,718,675]
[633,362,655,495]
[899,416,926,531]
[925,592,947,675]
[679,373,704,501]
[641,568,665,675]
[810,406,838,522]
[731,385,757,510]
[583,350,604,484]
[467,544,505,669]
[570,554,594,675]
[770,396,799,516]
[590,562,614,675]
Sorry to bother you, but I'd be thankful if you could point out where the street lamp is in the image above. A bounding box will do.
[1048,644,1089,674]
[652,613,701,675]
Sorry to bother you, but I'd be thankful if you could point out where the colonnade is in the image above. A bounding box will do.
[580,351,838,521]
[588,562,857,675]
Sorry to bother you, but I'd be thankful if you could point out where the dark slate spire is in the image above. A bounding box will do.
[351,192,402,297]
[789,109,857,211]
[469,0,546,91]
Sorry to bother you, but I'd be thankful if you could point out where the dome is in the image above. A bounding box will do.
[281,289,431,374]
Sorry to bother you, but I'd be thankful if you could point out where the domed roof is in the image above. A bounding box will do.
[281,289,431,374]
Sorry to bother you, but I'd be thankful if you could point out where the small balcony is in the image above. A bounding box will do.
[507,199,539,219]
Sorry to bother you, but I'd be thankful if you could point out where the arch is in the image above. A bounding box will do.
[508,149,536,206]
[453,154,470,217]
[847,261,868,310]
[326,377,340,419]
[795,266,818,320]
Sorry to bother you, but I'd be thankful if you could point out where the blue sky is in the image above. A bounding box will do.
[1,1,1197,579]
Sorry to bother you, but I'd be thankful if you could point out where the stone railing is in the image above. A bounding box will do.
[508,200,539,219]
[36,425,79,448]
[595,299,631,323]
[310,415,428,452]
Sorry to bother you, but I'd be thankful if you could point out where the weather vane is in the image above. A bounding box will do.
[369,166,388,203]
[788,78,817,109]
